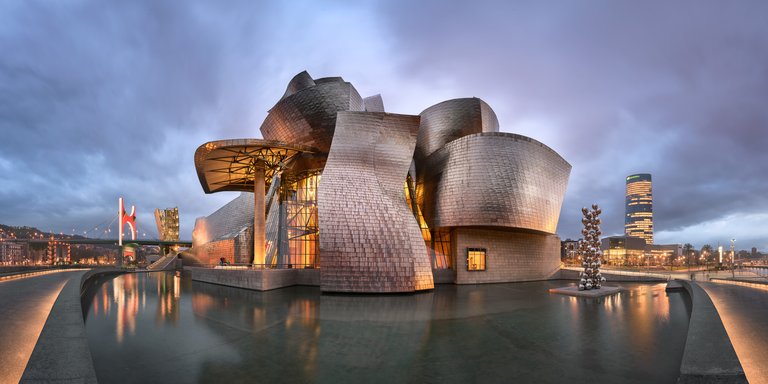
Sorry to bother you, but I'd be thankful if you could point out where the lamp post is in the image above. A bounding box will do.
[731,239,736,278]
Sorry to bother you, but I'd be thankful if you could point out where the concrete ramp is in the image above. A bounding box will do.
[147,254,179,271]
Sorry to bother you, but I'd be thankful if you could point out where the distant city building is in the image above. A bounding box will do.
[599,236,681,266]
[600,236,646,266]
[625,173,653,245]
[154,207,180,242]
[0,240,27,264]
[561,239,580,262]
[650,244,682,265]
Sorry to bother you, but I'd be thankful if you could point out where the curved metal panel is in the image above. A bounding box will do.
[318,111,434,293]
[414,98,499,162]
[259,73,365,153]
[363,94,385,112]
[419,132,571,234]
[280,70,315,101]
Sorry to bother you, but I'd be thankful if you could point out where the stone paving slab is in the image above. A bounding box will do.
[548,285,624,297]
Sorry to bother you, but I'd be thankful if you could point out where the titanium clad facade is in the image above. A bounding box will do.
[191,193,254,265]
[363,94,385,112]
[192,70,572,292]
[318,112,434,292]
[625,173,653,245]
[260,75,365,153]
[418,132,571,234]
[414,98,499,162]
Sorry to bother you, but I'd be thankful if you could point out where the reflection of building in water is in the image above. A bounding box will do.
[155,273,181,325]
[191,283,323,378]
[113,274,139,344]
[89,273,184,344]
[189,71,571,293]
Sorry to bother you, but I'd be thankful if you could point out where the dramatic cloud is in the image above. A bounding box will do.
[1,0,766,250]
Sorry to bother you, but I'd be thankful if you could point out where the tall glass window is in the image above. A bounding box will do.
[403,176,453,269]
[432,229,452,269]
[283,172,320,268]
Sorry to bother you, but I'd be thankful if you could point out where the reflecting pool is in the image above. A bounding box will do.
[84,272,690,383]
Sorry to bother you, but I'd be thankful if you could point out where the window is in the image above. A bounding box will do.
[467,248,486,271]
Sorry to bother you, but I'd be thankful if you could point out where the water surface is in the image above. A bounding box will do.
[85,272,690,383]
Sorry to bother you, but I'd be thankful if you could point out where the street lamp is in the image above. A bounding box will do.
[731,239,736,278]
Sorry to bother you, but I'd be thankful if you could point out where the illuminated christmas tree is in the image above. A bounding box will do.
[578,204,605,290]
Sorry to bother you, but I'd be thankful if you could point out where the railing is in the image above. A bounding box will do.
[710,277,768,291]
[0,267,90,282]
[562,266,672,281]
[195,263,318,270]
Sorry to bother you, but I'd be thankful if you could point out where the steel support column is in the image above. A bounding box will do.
[253,165,266,266]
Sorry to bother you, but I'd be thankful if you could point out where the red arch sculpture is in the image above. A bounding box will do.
[119,197,137,246]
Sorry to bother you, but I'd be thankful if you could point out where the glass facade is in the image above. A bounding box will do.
[154,207,179,242]
[625,174,653,245]
[603,238,645,266]
[404,176,453,269]
[284,173,320,267]
[264,172,320,268]
[432,229,452,269]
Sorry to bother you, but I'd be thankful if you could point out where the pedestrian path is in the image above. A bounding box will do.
[700,281,768,384]
[0,270,83,383]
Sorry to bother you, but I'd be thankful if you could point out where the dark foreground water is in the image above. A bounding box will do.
[84,272,691,384]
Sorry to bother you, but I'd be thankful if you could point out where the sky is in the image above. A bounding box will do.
[1,0,766,251]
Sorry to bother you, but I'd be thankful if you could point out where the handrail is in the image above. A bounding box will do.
[0,268,89,282]
[195,263,318,270]
[562,266,671,280]
[710,277,768,291]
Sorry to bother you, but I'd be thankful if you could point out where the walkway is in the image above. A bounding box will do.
[0,270,84,383]
[700,281,768,384]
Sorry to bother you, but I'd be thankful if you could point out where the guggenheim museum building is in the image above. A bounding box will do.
[189,71,571,293]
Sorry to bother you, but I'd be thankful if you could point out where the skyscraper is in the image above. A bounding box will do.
[625,173,653,245]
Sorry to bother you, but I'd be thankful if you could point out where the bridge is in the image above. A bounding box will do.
[22,239,191,247]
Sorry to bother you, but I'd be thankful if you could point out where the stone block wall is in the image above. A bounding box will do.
[189,267,321,291]
[453,228,561,284]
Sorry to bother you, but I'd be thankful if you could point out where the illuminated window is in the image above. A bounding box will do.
[467,248,486,271]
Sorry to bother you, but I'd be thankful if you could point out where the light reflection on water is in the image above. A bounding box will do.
[85,273,690,384]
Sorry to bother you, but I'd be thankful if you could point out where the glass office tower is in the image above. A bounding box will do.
[625,173,653,245]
